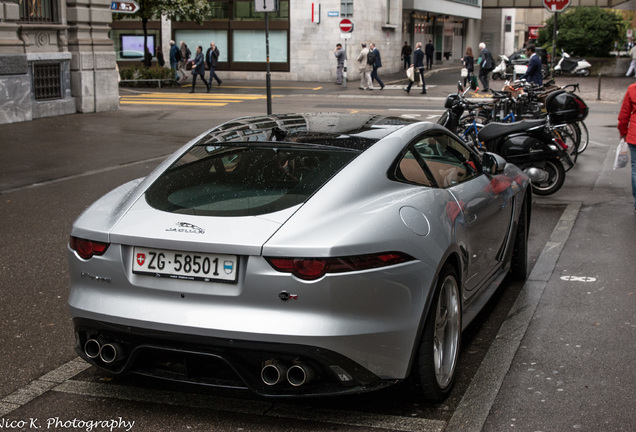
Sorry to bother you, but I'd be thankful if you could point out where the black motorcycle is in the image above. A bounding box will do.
[440,82,588,195]
[477,119,573,195]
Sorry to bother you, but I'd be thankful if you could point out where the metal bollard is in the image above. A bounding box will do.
[597,73,602,101]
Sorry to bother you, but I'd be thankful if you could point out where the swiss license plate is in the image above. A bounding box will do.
[133,247,238,283]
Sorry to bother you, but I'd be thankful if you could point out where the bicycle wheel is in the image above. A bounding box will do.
[554,126,578,164]
[576,121,589,154]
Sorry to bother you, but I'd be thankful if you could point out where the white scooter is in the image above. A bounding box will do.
[491,54,528,81]
[554,51,591,77]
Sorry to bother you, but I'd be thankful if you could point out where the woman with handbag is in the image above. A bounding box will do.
[461,47,474,90]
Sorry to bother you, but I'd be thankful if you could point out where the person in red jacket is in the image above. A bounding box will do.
[618,81,636,213]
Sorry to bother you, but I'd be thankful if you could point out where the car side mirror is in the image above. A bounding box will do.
[481,152,507,175]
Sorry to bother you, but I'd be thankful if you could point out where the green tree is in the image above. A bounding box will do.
[537,6,627,57]
[114,0,211,67]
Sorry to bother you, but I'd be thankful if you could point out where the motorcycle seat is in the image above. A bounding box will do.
[477,119,547,142]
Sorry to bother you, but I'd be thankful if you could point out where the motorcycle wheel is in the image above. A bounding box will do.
[530,159,566,196]
[554,70,562,77]
[580,68,590,77]
[492,72,502,80]
[541,65,550,80]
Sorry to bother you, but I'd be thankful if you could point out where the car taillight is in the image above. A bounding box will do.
[70,236,109,260]
[266,252,414,281]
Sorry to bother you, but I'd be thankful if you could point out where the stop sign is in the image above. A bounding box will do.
[339,18,353,33]
[543,0,570,12]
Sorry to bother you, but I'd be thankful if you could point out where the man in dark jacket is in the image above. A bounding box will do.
[520,44,542,86]
[369,42,385,90]
[205,42,223,86]
[190,45,210,93]
[425,40,434,70]
[478,42,494,92]
[404,42,426,94]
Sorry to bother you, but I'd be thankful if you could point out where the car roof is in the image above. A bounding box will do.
[194,113,421,152]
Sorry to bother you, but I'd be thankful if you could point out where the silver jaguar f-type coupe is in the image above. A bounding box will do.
[68,112,531,402]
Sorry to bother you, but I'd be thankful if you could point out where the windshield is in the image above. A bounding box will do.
[146,144,359,217]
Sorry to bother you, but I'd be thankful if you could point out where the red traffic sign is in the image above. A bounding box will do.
[110,1,139,13]
[339,18,353,33]
[543,0,570,12]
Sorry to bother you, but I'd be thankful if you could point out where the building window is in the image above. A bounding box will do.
[19,0,59,23]
[32,62,62,101]
[340,0,353,18]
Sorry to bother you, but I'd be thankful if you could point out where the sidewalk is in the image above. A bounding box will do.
[183,65,632,104]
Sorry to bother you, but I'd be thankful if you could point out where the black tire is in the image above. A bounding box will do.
[492,72,502,80]
[580,68,590,77]
[530,158,566,196]
[554,69,562,77]
[541,64,550,80]
[510,195,530,280]
[414,264,461,403]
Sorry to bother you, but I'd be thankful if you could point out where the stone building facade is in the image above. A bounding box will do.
[0,0,119,124]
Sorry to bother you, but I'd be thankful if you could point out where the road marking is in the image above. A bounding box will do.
[119,93,276,107]
[0,358,91,416]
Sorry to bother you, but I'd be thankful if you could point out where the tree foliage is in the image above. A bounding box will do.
[537,6,627,57]
[114,0,210,67]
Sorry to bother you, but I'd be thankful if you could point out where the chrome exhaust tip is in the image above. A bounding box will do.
[99,342,123,364]
[84,339,101,359]
[286,363,315,387]
[261,360,288,386]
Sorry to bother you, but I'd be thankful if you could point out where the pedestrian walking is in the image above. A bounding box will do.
[461,47,474,89]
[519,44,542,86]
[478,42,494,92]
[401,41,412,70]
[626,44,636,77]
[356,42,373,90]
[334,43,347,85]
[617,81,636,213]
[177,41,191,82]
[169,40,179,80]
[189,46,210,93]
[403,42,426,94]
[205,42,223,86]
[369,42,384,90]
[425,40,434,70]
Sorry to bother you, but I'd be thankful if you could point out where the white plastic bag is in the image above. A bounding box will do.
[613,138,629,170]
[460,68,468,78]
[406,66,414,82]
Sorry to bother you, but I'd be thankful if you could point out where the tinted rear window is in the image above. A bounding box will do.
[146,145,359,216]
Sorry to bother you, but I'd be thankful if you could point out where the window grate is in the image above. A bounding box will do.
[19,0,59,23]
[33,62,62,101]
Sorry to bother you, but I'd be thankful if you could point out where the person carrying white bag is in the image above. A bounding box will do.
[617,81,636,213]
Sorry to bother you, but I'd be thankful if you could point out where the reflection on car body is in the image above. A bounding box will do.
[68,112,532,402]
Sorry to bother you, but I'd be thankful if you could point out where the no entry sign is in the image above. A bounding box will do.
[339,18,353,33]
[543,0,570,13]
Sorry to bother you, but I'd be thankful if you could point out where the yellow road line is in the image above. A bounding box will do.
[125,93,270,100]
[120,97,244,104]
[120,100,228,107]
